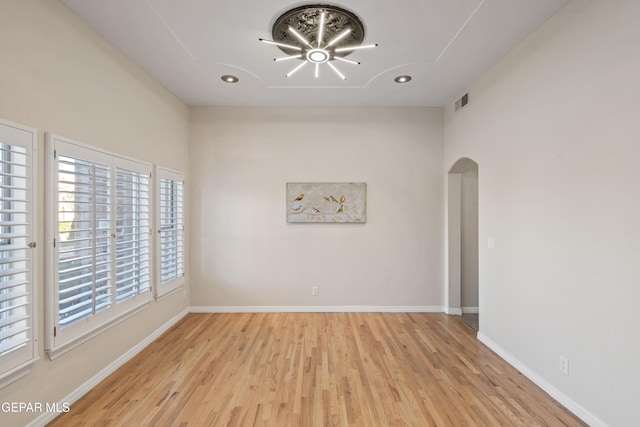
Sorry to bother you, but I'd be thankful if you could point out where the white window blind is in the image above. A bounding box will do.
[115,168,150,303]
[57,155,112,328]
[156,167,184,297]
[0,119,37,387]
[47,135,152,355]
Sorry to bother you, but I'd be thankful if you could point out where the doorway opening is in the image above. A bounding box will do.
[447,158,479,331]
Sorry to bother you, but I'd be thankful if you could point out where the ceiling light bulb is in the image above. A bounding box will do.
[221,75,238,83]
[274,54,303,62]
[317,12,326,47]
[334,44,378,53]
[394,75,412,83]
[325,28,352,48]
[334,56,360,65]
[307,49,329,63]
[310,52,326,62]
[327,62,346,80]
[286,61,308,78]
[259,38,302,51]
[288,26,313,47]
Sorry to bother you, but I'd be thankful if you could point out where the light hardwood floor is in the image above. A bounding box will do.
[48,313,585,426]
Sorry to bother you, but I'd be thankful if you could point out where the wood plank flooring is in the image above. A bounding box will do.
[48,313,585,426]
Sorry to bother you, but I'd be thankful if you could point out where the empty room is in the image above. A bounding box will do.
[0,0,638,426]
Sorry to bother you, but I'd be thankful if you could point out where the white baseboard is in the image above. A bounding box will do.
[462,306,479,314]
[477,332,608,427]
[28,308,190,427]
[190,306,444,314]
[444,307,462,315]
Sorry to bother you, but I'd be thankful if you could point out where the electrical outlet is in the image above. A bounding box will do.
[311,286,319,296]
[559,356,569,376]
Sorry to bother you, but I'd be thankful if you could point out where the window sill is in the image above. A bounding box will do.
[155,283,184,302]
[47,302,150,360]
[0,357,40,390]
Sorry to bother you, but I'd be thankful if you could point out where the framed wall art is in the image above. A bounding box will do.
[286,182,366,223]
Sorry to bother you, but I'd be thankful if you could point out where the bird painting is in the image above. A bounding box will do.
[286,182,366,223]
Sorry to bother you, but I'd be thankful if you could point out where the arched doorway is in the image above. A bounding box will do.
[447,158,479,330]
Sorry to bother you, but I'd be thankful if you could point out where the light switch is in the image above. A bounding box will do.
[488,237,495,249]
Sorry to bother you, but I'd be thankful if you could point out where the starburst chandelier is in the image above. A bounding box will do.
[259,5,377,80]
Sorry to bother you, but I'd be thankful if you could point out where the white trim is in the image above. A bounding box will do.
[28,308,190,427]
[445,307,463,315]
[44,133,56,353]
[0,357,40,390]
[43,132,153,167]
[462,306,479,314]
[155,284,183,302]
[0,118,39,386]
[190,306,444,314]
[47,302,151,360]
[45,133,154,353]
[477,332,608,427]
[154,165,185,298]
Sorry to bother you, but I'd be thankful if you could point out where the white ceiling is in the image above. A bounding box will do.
[60,0,567,107]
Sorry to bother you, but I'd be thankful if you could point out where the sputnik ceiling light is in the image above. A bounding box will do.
[259,5,377,81]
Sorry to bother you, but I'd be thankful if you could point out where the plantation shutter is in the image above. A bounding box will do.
[115,168,150,302]
[0,119,37,383]
[156,167,184,297]
[57,155,112,328]
[48,134,153,355]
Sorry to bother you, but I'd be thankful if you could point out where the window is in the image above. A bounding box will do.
[46,134,152,356]
[0,119,37,387]
[115,168,151,303]
[155,167,184,298]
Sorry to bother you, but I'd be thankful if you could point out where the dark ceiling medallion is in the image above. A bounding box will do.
[259,4,376,80]
[271,5,365,57]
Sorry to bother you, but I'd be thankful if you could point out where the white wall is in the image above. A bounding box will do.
[4,0,635,425]
[189,107,444,309]
[460,166,478,309]
[446,158,478,314]
[0,1,189,426]
[446,173,462,312]
[444,0,640,425]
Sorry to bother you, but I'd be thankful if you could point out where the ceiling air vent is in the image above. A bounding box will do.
[455,93,469,111]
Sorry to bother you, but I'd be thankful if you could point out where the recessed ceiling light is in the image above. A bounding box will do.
[394,75,412,83]
[221,75,239,83]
